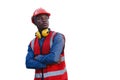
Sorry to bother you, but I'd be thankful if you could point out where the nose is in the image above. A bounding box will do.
[42,19,47,22]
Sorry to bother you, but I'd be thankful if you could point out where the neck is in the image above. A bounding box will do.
[38,28,50,33]
[38,28,45,32]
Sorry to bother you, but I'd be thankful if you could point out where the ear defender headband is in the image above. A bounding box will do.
[35,28,50,39]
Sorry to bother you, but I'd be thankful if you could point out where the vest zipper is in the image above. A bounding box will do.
[40,38,44,80]
[41,69,44,80]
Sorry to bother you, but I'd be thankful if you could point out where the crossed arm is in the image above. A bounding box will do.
[25,33,65,69]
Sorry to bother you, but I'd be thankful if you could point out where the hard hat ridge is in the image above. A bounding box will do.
[33,8,50,17]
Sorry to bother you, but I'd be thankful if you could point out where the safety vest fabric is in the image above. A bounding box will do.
[30,31,68,80]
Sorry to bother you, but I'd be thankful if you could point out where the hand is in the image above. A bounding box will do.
[57,55,62,64]
[34,55,42,60]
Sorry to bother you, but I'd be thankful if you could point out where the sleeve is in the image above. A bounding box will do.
[25,44,46,69]
[35,33,65,64]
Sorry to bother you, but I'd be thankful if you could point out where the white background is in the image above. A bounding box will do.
[0,0,120,80]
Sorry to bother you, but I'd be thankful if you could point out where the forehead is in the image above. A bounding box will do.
[36,14,49,18]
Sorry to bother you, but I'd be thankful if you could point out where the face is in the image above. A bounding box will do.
[35,14,49,30]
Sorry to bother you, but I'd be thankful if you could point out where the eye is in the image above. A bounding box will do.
[36,15,49,21]
[36,17,41,20]
[42,16,49,20]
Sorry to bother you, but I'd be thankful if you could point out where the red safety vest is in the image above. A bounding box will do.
[30,31,68,80]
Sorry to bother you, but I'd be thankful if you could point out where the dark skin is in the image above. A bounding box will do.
[34,14,49,32]
[34,14,61,63]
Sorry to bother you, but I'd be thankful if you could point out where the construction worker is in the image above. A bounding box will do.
[25,8,68,80]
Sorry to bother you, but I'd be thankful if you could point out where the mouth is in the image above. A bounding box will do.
[43,23,48,26]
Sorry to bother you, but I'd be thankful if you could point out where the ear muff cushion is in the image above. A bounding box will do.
[35,31,41,39]
[42,28,49,37]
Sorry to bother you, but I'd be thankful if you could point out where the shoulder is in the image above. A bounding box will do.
[51,30,64,36]
[52,31,65,37]
[30,37,36,43]
[52,31,65,41]
[29,37,36,47]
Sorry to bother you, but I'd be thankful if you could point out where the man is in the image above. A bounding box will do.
[25,8,68,80]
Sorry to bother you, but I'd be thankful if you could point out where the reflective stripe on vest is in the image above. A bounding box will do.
[31,31,56,51]
[35,68,66,78]
[60,56,65,62]
[31,38,35,51]
[50,31,56,48]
